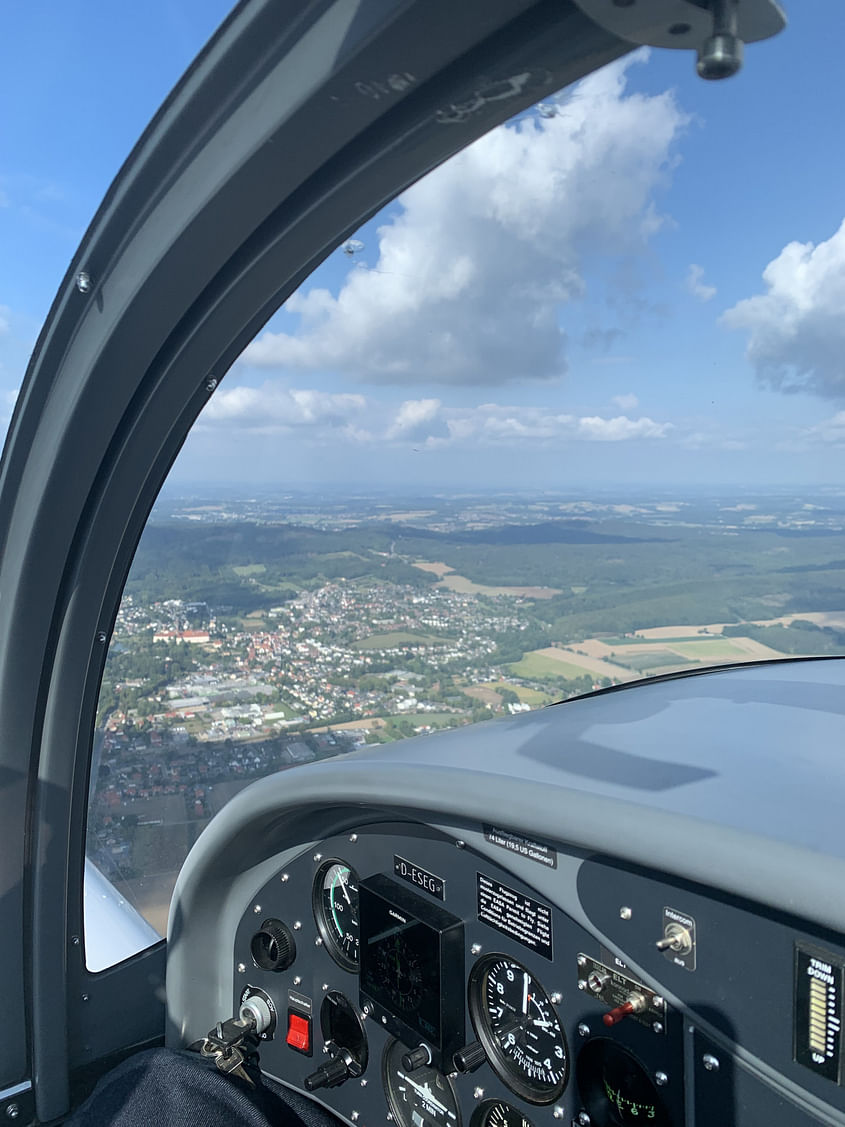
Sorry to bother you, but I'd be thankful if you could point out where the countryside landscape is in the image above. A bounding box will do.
[88,486,845,932]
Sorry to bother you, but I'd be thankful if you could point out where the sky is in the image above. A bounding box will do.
[3,2,845,491]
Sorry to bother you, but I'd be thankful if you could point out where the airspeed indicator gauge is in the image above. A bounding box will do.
[312,859,360,971]
[468,954,568,1104]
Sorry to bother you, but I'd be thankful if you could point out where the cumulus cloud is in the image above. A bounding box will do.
[199,382,672,449]
[612,393,639,411]
[244,54,687,386]
[685,263,716,302]
[200,383,366,434]
[723,219,845,396]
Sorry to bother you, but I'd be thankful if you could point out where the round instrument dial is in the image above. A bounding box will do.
[383,1039,461,1127]
[312,859,360,971]
[575,1039,668,1127]
[468,955,568,1104]
[471,1100,536,1127]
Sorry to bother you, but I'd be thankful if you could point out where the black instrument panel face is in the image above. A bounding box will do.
[233,823,682,1127]
[231,822,844,1127]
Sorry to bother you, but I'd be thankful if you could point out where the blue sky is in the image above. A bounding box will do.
[3,2,845,490]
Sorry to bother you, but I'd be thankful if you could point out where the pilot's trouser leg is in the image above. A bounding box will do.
[65,1046,342,1127]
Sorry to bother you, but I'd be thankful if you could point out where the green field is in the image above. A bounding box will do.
[481,681,553,706]
[603,635,710,646]
[668,640,747,659]
[232,563,266,576]
[355,631,443,649]
[617,651,696,673]
[507,652,593,681]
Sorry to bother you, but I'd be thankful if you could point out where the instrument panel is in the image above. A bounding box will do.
[228,816,845,1126]
[233,822,684,1127]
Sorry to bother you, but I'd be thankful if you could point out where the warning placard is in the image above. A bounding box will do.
[477,873,553,960]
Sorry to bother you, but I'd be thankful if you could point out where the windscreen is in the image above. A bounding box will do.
[6,8,842,966]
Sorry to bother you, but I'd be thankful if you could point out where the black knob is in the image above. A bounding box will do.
[304,1056,352,1091]
[453,1042,486,1073]
[401,1045,432,1071]
[250,919,296,972]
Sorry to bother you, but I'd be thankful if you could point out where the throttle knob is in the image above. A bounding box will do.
[250,919,296,972]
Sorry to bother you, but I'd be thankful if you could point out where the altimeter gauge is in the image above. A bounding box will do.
[468,954,569,1104]
[312,859,360,971]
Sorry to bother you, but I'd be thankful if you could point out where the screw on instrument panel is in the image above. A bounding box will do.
[652,996,664,1009]
[293,921,302,931]
[281,873,289,882]
[386,1114,393,1121]
[577,1114,591,1126]
[81,994,89,1003]
[552,1108,565,1120]
[619,907,632,921]
[655,1072,668,1087]
[75,271,92,293]
[381,1016,388,1025]
[97,632,108,645]
[576,954,587,968]
[362,1004,372,1016]
[577,1023,591,1038]
[471,943,482,956]
[315,937,323,947]
[652,1022,664,1035]
[455,840,466,850]
[702,1054,720,1072]
[237,963,246,973]
[472,1088,484,1100]
[293,976,302,986]
[349,833,358,843]
[577,981,587,991]
[71,935,80,946]
[5,1105,20,1120]
[322,983,329,992]
[360,1079,368,1088]
[351,1113,359,1122]
[205,376,218,392]
[314,853,323,863]
[550,992,562,1004]
[253,905,262,914]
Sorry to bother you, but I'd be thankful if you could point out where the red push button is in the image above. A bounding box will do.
[286,1012,311,1053]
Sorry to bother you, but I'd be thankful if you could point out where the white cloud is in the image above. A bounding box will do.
[612,393,639,411]
[804,411,845,445]
[200,383,366,434]
[685,263,716,302]
[577,414,670,441]
[244,54,687,386]
[722,219,845,396]
[197,382,672,449]
[385,399,447,441]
